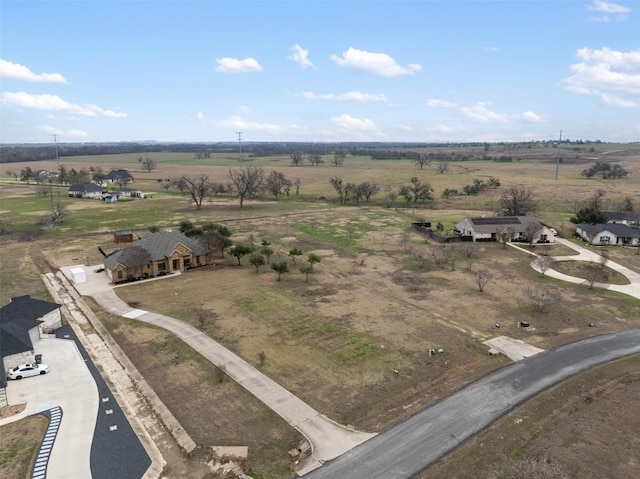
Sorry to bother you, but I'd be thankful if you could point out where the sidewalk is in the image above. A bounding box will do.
[509,238,640,300]
[62,265,375,473]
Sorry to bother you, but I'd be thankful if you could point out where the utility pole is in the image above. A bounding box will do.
[52,133,60,166]
[555,130,562,180]
[236,131,243,167]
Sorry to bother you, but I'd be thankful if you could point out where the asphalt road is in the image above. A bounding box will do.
[305,330,640,479]
[55,325,151,479]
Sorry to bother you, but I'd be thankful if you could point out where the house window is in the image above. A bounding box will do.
[117,271,123,279]
[158,261,166,271]
[183,257,191,268]
[601,235,611,243]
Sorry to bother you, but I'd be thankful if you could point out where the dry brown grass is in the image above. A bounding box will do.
[0,416,48,479]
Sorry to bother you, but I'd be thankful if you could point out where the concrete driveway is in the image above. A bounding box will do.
[2,338,98,478]
[511,238,640,300]
[62,265,375,474]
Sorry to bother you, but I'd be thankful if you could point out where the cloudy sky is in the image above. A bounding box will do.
[1,0,638,143]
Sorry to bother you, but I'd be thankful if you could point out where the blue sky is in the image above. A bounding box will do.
[1,0,638,144]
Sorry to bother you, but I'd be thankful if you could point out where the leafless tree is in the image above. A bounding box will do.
[599,249,609,271]
[332,151,346,166]
[307,153,324,166]
[415,153,431,170]
[587,188,607,211]
[500,186,537,216]
[329,176,346,205]
[173,174,211,209]
[265,170,291,199]
[142,157,157,172]
[581,264,604,288]
[192,304,216,330]
[533,254,556,277]
[358,182,380,203]
[475,271,492,292]
[441,243,459,270]
[290,152,304,166]
[498,227,514,248]
[523,287,557,313]
[257,351,266,367]
[524,222,544,246]
[228,166,265,208]
[294,178,301,199]
[436,160,449,174]
[36,185,50,197]
[345,182,362,205]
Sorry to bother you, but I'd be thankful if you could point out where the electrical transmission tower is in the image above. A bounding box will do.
[236,131,243,166]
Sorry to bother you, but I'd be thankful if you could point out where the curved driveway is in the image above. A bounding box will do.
[67,266,374,473]
[522,237,640,300]
[304,330,640,479]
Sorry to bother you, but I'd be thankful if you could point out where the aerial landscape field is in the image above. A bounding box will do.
[1,141,639,478]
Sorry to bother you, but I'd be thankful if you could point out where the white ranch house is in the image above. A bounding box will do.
[576,223,640,247]
[455,216,554,243]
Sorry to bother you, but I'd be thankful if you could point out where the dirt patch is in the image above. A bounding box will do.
[0,415,48,479]
[0,403,26,419]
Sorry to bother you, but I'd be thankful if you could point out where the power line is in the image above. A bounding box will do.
[236,131,243,167]
[51,133,59,166]
[555,130,562,181]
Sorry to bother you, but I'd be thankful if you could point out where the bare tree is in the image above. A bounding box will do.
[581,264,604,288]
[524,222,544,246]
[332,151,346,167]
[228,166,265,208]
[587,188,607,211]
[307,153,324,166]
[290,152,304,166]
[500,186,537,216]
[173,175,211,209]
[192,304,216,330]
[345,182,362,205]
[142,158,157,172]
[294,178,302,199]
[475,271,492,292]
[265,170,291,199]
[358,182,379,203]
[523,288,557,313]
[533,254,556,277]
[329,176,346,205]
[498,227,514,248]
[441,243,459,270]
[415,153,431,170]
[401,177,433,203]
[436,160,449,174]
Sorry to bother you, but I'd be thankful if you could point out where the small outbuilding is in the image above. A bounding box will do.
[70,267,86,284]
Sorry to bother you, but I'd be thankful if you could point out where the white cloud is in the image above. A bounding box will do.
[330,113,379,131]
[238,105,250,113]
[483,46,500,53]
[196,112,206,122]
[459,102,509,123]
[521,111,545,122]
[289,44,313,68]
[563,47,640,107]
[587,1,631,22]
[427,98,458,108]
[0,59,67,83]
[330,47,422,77]
[215,57,262,74]
[1,91,127,117]
[303,91,387,102]
[216,115,304,134]
[39,125,88,138]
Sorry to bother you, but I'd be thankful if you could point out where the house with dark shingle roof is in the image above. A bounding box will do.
[103,231,208,283]
[576,223,640,246]
[1,296,62,372]
[455,216,554,243]
[107,169,134,184]
[68,183,105,199]
[603,212,640,227]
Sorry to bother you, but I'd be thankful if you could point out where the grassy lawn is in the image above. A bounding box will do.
[0,416,48,479]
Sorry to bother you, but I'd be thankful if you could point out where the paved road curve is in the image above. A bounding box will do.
[305,330,640,479]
